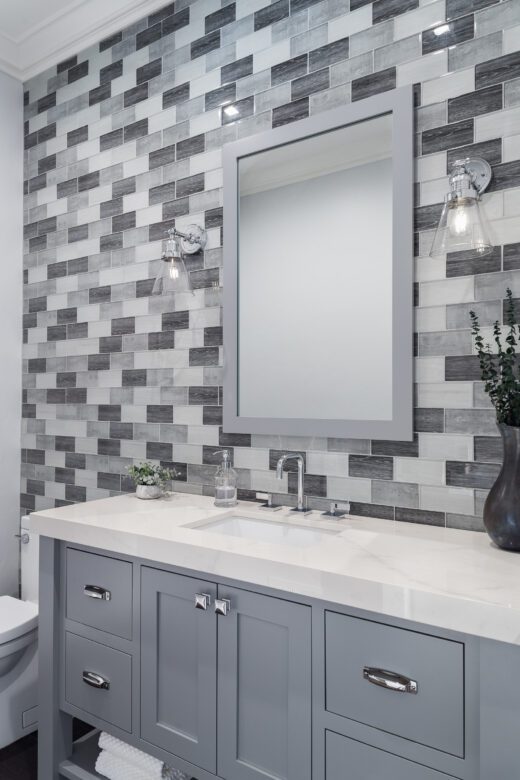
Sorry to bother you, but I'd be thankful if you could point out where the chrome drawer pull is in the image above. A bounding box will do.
[84,585,111,601]
[215,598,231,616]
[363,667,418,694]
[82,671,110,690]
[195,593,211,610]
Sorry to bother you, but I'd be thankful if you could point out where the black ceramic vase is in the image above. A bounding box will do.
[483,424,520,551]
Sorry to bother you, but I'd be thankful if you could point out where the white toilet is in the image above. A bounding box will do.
[0,515,39,749]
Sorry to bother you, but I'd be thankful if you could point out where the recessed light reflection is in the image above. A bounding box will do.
[433,23,450,35]
[224,105,240,117]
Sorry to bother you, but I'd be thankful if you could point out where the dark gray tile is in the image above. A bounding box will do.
[414,203,443,232]
[445,355,481,381]
[149,143,176,169]
[414,408,444,433]
[163,8,190,35]
[349,455,393,479]
[476,51,520,89]
[446,460,500,488]
[191,30,221,59]
[176,173,205,198]
[189,386,219,405]
[113,176,136,197]
[221,96,255,124]
[422,119,474,155]
[100,31,123,51]
[163,82,190,108]
[206,3,236,33]
[488,160,520,193]
[352,67,396,101]
[254,0,289,31]
[57,179,77,199]
[395,507,445,526]
[373,0,418,23]
[68,224,89,243]
[309,37,349,71]
[272,54,308,86]
[445,409,497,434]
[205,82,236,110]
[89,83,111,105]
[136,22,162,51]
[446,246,501,277]
[272,97,309,127]
[447,84,502,123]
[38,154,56,174]
[422,14,474,55]
[222,55,253,84]
[122,369,147,386]
[37,92,56,113]
[149,3,176,25]
[78,171,100,192]
[190,347,219,366]
[67,125,88,147]
[112,211,136,232]
[98,405,121,422]
[147,405,173,423]
[100,60,123,84]
[504,243,520,271]
[124,82,149,107]
[162,311,190,330]
[291,68,329,100]
[136,58,162,84]
[111,316,135,335]
[474,436,502,463]
[124,118,148,141]
[349,501,395,520]
[163,197,190,219]
[57,55,78,73]
[177,133,205,160]
[149,182,176,205]
[148,331,175,350]
[372,436,419,457]
[100,336,122,353]
[289,472,327,497]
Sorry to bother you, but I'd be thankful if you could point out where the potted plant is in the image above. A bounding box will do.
[470,288,520,550]
[128,462,177,500]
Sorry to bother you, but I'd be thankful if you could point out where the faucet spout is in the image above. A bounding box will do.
[275,453,306,512]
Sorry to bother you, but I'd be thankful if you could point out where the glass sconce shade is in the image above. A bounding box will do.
[429,195,493,257]
[430,157,493,258]
[152,235,193,295]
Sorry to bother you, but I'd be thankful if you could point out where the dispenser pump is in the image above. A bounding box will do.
[214,450,238,507]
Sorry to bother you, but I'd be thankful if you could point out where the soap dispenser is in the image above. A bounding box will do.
[214,450,238,507]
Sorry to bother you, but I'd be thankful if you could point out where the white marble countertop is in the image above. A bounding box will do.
[30,492,520,645]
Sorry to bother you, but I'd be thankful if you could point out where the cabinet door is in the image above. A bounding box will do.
[217,587,311,780]
[140,567,217,773]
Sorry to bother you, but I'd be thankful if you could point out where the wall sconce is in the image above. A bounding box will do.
[430,157,493,257]
[152,225,207,295]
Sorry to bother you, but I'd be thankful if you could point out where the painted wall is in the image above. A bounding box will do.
[21,0,520,532]
[0,69,23,596]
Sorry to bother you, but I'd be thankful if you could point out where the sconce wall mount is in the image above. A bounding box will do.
[152,224,207,296]
[430,156,493,258]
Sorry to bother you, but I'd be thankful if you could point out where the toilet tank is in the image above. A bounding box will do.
[21,516,39,604]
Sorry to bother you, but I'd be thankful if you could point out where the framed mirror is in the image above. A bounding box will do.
[223,85,413,440]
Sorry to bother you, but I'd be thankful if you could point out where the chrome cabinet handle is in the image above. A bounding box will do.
[195,593,211,610]
[14,533,30,544]
[82,671,110,690]
[215,598,231,616]
[84,585,111,601]
[363,667,418,694]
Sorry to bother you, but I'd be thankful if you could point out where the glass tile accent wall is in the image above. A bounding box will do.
[22,0,520,531]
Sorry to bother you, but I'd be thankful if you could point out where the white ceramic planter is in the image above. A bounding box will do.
[136,484,163,500]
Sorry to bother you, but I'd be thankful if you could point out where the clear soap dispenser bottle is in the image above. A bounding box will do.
[214,449,238,507]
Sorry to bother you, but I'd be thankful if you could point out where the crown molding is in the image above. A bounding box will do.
[0,0,172,82]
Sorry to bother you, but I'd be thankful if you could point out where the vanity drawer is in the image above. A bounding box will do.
[65,632,132,732]
[66,548,132,639]
[325,730,458,780]
[325,612,464,757]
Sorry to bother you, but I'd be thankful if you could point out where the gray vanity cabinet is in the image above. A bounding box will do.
[139,568,312,780]
[217,586,312,780]
[140,567,218,773]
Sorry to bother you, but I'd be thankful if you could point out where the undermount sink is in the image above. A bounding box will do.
[191,514,340,548]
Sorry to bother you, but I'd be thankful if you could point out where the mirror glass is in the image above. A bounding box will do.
[237,114,393,422]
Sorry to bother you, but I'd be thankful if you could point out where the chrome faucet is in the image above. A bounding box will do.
[276,453,305,512]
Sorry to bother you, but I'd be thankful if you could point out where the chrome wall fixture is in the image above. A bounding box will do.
[152,225,207,295]
[430,157,493,258]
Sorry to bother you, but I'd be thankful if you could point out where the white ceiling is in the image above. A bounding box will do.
[0,0,172,81]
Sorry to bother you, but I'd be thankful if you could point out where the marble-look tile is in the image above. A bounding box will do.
[476,0,520,37]
[350,21,394,57]
[349,455,394,480]
[446,0,498,22]
[423,14,475,56]
[291,67,330,99]
[420,432,474,460]
[374,34,421,70]
[310,82,351,113]
[446,246,502,278]
[272,96,309,126]
[373,480,419,508]
[505,78,520,108]
[420,484,475,514]
[330,52,373,87]
[422,67,475,106]
[374,0,420,25]
[394,0,444,38]
[448,84,503,122]
[476,51,520,89]
[309,37,350,71]
[446,460,500,488]
[448,31,502,72]
[446,299,502,329]
[422,118,474,154]
[418,382,474,408]
[352,66,396,101]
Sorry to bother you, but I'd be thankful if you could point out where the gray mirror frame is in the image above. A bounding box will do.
[222,85,414,440]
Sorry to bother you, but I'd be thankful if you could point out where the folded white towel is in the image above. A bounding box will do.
[96,749,155,780]
[98,732,163,779]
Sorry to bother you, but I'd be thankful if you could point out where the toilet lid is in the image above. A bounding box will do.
[0,596,38,644]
